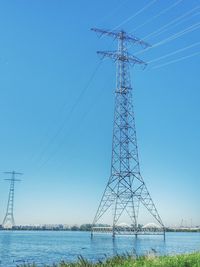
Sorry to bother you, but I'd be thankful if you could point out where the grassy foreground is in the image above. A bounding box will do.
[19,252,200,267]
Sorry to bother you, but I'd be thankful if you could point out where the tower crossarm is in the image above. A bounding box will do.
[4,171,23,175]
[4,178,21,182]
[97,51,147,66]
[91,28,151,48]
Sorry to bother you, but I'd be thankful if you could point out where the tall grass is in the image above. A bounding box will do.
[19,252,200,267]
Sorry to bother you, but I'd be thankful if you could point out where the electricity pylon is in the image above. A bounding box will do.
[91,28,165,237]
[2,171,22,229]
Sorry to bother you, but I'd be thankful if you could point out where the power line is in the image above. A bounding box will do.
[135,21,200,56]
[126,6,199,56]
[145,11,200,40]
[152,22,200,47]
[42,79,108,172]
[28,90,76,163]
[112,0,157,31]
[131,0,184,33]
[148,41,200,64]
[33,61,103,166]
[35,73,108,172]
[143,5,200,40]
[152,51,200,69]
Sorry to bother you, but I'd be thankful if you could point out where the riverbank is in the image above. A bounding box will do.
[20,252,200,267]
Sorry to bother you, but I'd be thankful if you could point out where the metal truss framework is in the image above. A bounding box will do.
[2,171,22,228]
[91,28,165,237]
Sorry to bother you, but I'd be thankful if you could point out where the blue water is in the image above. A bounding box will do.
[0,231,199,266]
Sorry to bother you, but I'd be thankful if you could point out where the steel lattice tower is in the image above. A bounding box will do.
[2,171,22,229]
[91,28,165,237]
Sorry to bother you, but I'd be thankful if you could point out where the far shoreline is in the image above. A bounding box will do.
[0,228,199,233]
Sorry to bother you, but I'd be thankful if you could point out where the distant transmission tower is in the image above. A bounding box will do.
[91,28,165,237]
[2,171,22,229]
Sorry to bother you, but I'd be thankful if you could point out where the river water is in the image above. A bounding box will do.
[0,231,199,266]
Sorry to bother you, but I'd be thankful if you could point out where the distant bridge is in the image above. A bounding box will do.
[92,222,165,236]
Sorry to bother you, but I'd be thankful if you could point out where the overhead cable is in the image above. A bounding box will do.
[33,61,103,165]
[131,0,184,33]
[148,41,200,64]
[143,5,200,40]
[152,51,200,69]
[112,0,157,31]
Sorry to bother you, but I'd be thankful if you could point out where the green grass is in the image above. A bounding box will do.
[19,252,200,267]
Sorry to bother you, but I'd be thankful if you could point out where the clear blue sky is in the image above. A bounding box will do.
[0,0,199,227]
